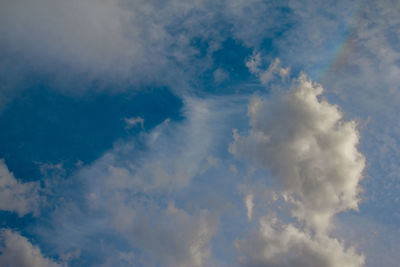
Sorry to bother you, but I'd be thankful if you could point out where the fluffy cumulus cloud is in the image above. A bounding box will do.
[0,229,60,267]
[0,159,40,217]
[231,70,365,266]
[236,216,365,267]
[230,74,365,231]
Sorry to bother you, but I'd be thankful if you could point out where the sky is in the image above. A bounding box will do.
[0,0,399,266]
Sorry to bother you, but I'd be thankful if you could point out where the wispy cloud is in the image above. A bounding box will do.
[38,96,246,266]
[124,117,144,129]
[0,159,40,217]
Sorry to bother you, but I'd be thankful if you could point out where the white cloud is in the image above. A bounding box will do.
[230,74,365,232]
[0,159,40,217]
[0,229,61,267]
[236,216,365,267]
[230,72,365,266]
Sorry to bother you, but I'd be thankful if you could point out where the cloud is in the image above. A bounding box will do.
[319,1,400,214]
[0,0,398,266]
[245,194,254,221]
[0,0,295,97]
[230,72,365,266]
[236,216,365,267]
[230,74,365,232]
[245,56,290,85]
[112,203,217,267]
[0,229,61,267]
[213,68,229,83]
[0,0,203,93]
[89,97,231,192]
[124,116,144,129]
[245,52,262,74]
[0,0,151,77]
[0,159,40,217]
[38,96,246,266]
[259,58,282,85]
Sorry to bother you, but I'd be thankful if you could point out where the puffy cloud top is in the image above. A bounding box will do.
[231,72,365,267]
[230,74,365,232]
[236,216,365,267]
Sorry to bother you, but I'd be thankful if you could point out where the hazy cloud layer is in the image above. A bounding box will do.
[39,96,246,266]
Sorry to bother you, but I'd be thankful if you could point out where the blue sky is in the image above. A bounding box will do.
[0,0,399,266]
